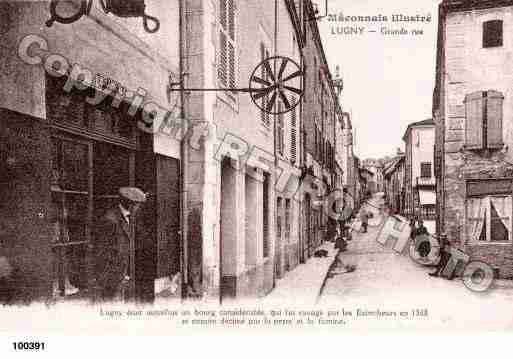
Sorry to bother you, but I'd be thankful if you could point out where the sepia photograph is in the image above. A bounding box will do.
[1,0,513,351]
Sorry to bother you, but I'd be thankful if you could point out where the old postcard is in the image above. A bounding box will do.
[1,0,513,349]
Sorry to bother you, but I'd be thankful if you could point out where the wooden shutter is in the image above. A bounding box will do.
[260,43,266,124]
[218,0,235,88]
[220,0,227,29]
[260,44,270,126]
[227,0,235,89]
[277,103,284,155]
[218,32,228,86]
[228,42,235,89]
[464,91,484,149]
[486,90,504,148]
[290,96,297,164]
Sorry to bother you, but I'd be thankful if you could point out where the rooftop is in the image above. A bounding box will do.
[402,118,435,141]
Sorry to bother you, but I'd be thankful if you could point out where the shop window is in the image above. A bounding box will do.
[50,137,92,297]
[46,73,138,300]
[93,142,131,219]
[467,196,512,243]
[464,90,504,150]
[483,20,503,48]
[50,136,134,299]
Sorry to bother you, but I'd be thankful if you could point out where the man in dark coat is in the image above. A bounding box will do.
[94,187,146,302]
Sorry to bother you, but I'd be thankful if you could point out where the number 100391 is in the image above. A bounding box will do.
[12,342,45,351]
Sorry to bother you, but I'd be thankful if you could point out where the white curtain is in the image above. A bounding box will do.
[490,196,512,231]
[468,197,487,242]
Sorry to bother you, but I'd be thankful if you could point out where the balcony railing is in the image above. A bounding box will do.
[416,176,436,187]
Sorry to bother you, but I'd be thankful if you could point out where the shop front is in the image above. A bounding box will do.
[0,73,182,303]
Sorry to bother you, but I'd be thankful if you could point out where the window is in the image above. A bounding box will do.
[218,0,236,90]
[50,137,91,297]
[468,196,512,242]
[420,162,432,178]
[464,90,504,149]
[483,20,503,48]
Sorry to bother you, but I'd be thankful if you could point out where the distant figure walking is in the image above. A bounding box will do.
[415,219,429,236]
[360,210,369,233]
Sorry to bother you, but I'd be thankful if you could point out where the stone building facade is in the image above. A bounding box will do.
[434,0,513,278]
[383,155,405,216]
[299,0,342,260]
[182,0,308,300]
[403,119,436,223]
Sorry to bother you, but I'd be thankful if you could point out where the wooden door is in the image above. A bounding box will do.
[156,155,181,295]
[135,131,156,302]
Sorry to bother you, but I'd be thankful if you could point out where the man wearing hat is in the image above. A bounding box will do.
[94,187,147,301]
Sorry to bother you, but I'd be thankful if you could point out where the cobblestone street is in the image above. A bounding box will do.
[319,194,513,330]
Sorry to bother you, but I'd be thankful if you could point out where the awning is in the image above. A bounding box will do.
[419,190,436,205]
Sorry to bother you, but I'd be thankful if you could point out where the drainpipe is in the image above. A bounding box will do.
[179,0,189,299]
[272,0,278,288]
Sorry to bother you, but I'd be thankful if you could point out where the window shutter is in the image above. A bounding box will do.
[486,90,504,148]
[260,44,266,125]
[218,0,235,89]
[228,0,235,40]
[227,0,236,89]
[277,103,284,155]
[220,0,227,29]
[464,91,484,149]
[290,96,297,164]
[228,42,236,88]
[218,32,227,86]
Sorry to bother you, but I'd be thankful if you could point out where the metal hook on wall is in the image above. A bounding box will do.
[143,13,160,34]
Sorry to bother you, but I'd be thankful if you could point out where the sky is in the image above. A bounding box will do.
[317,0,441,159]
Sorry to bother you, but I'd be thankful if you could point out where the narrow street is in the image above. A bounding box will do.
[319,193,513,330]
